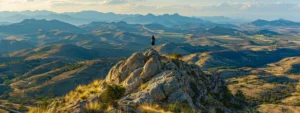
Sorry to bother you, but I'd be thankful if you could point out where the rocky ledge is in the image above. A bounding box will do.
[105,49,247,112]
[40,49,247,113]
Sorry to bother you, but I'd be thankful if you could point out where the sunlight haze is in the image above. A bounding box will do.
[0,0,299,21]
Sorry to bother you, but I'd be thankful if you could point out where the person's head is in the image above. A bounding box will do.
[152,35,155,38]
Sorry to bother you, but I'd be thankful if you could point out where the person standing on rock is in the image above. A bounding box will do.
[151,35,156,48]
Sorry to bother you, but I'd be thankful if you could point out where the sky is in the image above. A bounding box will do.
[0,0,299,21]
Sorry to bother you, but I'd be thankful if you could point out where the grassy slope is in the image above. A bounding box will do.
[223,57,300,113]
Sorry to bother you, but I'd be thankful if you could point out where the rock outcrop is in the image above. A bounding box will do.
[105,49,246,112]
[40,49,247,113]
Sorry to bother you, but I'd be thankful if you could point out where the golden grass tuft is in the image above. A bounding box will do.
[75,85,85,93]
[28,106,57,113]
[141,83,147,90]
[29,80,106,113]
[64,80,104,103]
[139,104,172,113]
[83,101,106,113]
[91,80,104,88]
[169,53,183,60]
[139,102,195,113]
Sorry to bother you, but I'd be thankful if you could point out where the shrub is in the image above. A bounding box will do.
[79,92,89,100]
[100,85,125,103]
[76,85,85,93]
[65,63,85,71]
[64,91,78,103]
[18,104,28,111]
[84,101,107,113]
[216,108,225,113]
[293,99,300,106]
[221,86,233,101]
[235,90,246,100]
[141,83,147,90]
[169,53,182,60]
[167,102,194,113]
[91,80,103,88]
[5,103,13,108]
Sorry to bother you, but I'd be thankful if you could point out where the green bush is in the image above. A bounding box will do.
[235,90,246,100]
[221,86,233,101]
[216,108,225,113]
[293,99,300,106]
[18,104,28,111]
[168,102,194,113]
[100,85,125,103]
[65,63,85,71]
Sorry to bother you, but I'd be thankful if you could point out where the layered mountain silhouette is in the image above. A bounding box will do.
[249,19,300,27]
[0,11,209,26]
[0,39,35,52]
[0,19,84,35]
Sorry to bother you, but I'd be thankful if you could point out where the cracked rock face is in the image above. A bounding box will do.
[47,49,247,113]
[106,49,225,111]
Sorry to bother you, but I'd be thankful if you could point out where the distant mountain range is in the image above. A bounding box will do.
[1,10,299,29]
[248,19,300,27]
[0,11,208,26]
[197,16,249,24]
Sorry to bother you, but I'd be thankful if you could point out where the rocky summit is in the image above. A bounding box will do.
[32,49,248,113]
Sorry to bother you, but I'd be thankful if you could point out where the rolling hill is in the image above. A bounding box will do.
[9,44,131,61]
[0,39,35,52]
[0,19,85,35]
[155,42,226,55]
[183,48,300,69]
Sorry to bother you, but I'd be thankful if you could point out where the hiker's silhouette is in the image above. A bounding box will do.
[151,35,155,48]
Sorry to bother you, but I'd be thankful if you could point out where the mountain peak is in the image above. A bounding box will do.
[42,49,247,112]
[145,13,155,17]
[173,13,180,16]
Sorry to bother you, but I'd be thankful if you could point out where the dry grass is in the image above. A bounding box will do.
[139,104,172,113]
[28,106,58,113]
[266,57,300,74]
[64,80,104,103]
[258,104,300,113]
[227,75,273,98]
[0,109,9,113]
[169,53,182,60]
[141,83,147,90]
[138,102,195,113]
[28,80,105,113]
[83,101,107,113]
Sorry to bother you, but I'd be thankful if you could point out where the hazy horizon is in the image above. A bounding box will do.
[0,0,299,21]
